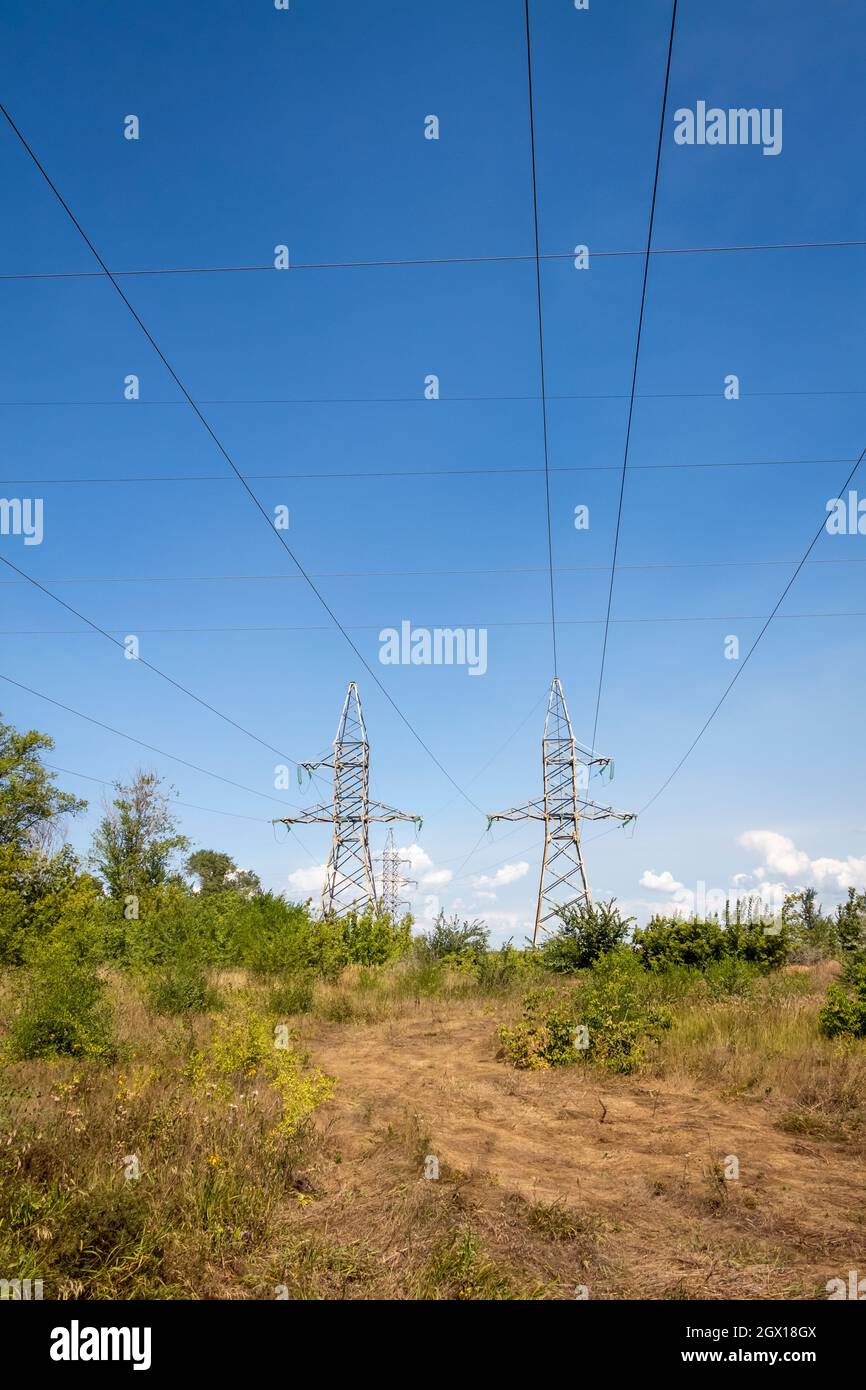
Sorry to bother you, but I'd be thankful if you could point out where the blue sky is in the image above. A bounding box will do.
[1,0,864,939]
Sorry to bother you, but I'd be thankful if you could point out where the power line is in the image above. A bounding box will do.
[2,237,863,282]
[2,388,862,408]
[636,441,866,817]
[7,608,866,638]
[0,454,857,488]
[3,553,864,588]
[524,0,558,676]
[0,100,482,817]
[591,0,678,752]
[0,550,316,776]
[46,764,273,824]
[0,670,304,814]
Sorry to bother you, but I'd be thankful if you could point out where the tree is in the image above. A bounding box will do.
[0,717,85,853]
[541,898,634,972]
[90,772,189,899]
[835,888,866,958]
[419,911,489,960]
[187,849,260,898]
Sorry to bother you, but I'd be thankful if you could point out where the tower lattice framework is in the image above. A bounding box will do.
[488,678,634,945]
[276,682,419,919]
[379,828,415,919]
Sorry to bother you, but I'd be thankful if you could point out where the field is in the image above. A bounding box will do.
[3,958,864,1301]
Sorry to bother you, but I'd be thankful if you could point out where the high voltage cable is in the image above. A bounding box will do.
[5,387,860,407]
[0,671,306,816]
[8,609,866,637]
[0,100,483,817]
[635,440,866,818]
[46,765,273,824]
[1,237,863,282]
[0,550,318,779]
[523,0,558,676]
[3,554,863,587]
[591,0,678,753]
[1,455,857,486]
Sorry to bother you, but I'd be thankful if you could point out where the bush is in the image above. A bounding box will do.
[474,942,535,991]
[818,984,866,1039]
[498,988,578,1070]
[144,960,219,1015]
[703,957,760,999]
[8,948,115,1060]
[539,899,633,973]
[342,908,412,966]
[417,912,489,963]
[632,916,789,972]
[234,893,314,975]
[575,950,672,1073]
[189,1008,335,1135]
[818,955,866,1039]
[268,972,315,1015]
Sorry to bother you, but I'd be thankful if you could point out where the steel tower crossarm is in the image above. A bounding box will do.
[486,678,634,945]
[274,682,419,919]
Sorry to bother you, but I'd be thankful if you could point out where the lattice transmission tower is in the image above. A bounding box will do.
[487,677,634,945]
[275,682,419,919]
[378,828,415,919]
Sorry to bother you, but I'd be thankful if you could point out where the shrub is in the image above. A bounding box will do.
[539,899,633,973]
[234,893,314,975]
[8,947,115,1060]
[575,950,672,1074]
[498,988,578,1070]
[144,960,219,1015]
[818,984,866,1039]
[632,916,789,972]
[818,956,866,1039]
[342,908,412,966]
[189,1009,335,1135]
[474,942,534,991]
[703,956,760,999]
[417,912,489,962]
[632,917,727,970]
[268,972,315,1015]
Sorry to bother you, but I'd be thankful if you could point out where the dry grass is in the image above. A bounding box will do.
[0,963,863,1299]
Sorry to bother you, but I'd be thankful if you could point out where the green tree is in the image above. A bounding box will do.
[187,848,260,897]
[0,716,94,963]
[0,717,85,852]
[90,771,189,899]
[541,899,634,972]
[835,888,866,958]
[419,911,489,961]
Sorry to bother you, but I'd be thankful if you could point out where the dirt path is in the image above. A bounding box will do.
[299,1005,866,1298]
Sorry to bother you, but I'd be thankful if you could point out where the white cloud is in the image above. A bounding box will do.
[403,843,433,873]
[472,861,530,890]
[421,868,453,886]
[286,864,327,894]
[738,830,866,892]
[640,869,685,894]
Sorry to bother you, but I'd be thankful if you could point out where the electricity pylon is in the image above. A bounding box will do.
[487,677,634,945]
[379,828,415,919]
[275,682,419,919]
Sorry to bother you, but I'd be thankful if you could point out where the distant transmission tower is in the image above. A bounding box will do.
[379,828,415,919]
[487,677,634,945]
[275,681,419,919]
